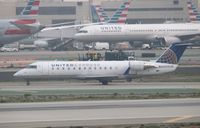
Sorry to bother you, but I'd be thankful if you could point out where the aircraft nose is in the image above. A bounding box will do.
[13,70,24,78]
[13,71,20,77]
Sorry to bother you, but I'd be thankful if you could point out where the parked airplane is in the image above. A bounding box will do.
[14,43,189,85]
[74,22,200,46]
[0,0,44,47]
[91,0,131,24]
[34,0,131,49]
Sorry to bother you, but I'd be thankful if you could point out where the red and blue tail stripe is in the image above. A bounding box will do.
[21,0,40,15]
[91,0,131,24]
[187,1,200,22]
[109,0,131,24]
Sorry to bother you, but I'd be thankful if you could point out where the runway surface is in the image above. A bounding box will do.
[0,98,199,128]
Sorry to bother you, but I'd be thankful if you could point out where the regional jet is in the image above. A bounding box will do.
[0,0,44,47]
[14,43,189,85]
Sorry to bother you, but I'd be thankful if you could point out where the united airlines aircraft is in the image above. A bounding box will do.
[74,22,200,46]
[14,43,189,85]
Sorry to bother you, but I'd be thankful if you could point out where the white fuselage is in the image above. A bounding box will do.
[74,23,200,43]
[14,61,177,80]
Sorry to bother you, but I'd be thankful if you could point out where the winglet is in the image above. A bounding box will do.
[156,43,189,64]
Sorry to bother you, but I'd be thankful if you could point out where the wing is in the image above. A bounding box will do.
[41,22,105,32]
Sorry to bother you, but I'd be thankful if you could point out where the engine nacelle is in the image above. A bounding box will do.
[34,40,49,48]
[163,37,181,46]
[130,61,144,71]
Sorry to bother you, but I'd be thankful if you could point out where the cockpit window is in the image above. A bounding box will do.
[26,65,37,69]
[78,30,88,33]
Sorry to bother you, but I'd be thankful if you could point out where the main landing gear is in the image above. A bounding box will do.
[26,80,30,86]
[99,79,110,85]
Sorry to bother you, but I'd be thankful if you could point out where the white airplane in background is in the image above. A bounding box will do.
[74,22,200,46]
[74,1,200,46]
[37,0,131,49]
[0,0,44,47]
[14,43,189,85]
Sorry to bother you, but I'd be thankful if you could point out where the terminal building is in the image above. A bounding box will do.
[0,0,199,25]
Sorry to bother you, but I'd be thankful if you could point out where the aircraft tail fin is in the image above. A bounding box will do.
[187,1,200,22]
[91,5,110,22]
[20,0,40,16]
[109,0,131,24]
[156,43,189,64]
[91,0,131,24]
[15,0,40,25]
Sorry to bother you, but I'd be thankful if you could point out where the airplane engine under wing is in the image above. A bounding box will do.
[163,36,181,46]
[34,40,49,48]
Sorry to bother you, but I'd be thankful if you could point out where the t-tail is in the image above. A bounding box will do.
[187,0,200,22]
[156,43,189,64]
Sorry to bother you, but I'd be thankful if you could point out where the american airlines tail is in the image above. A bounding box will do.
[156,43,189,64]
[109,0,131,24]
[0,0,43,47]
[91,0,131,24]
[21,0,40,16]
[92,5,110,22]
[15,0,40,24]
[187,1,200,22]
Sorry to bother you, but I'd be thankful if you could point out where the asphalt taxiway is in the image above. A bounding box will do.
[0,98,199,128]
[0,81,200,90]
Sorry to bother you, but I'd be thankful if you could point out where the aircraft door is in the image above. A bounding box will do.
[37,63,43,74]
[37,62,49,75]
